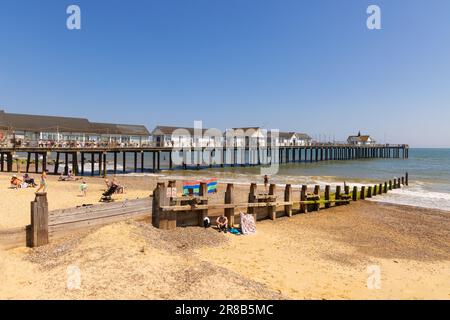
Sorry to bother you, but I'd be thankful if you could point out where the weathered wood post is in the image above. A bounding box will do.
[268,184,277,220]
[300,185,307,213]
[224,183,235,227]
[373,185,378,197]
[152,182,175,230]
[325,185,331,209]
[284,184,292,217]
[393,179,397,189]
[248,183,257,221]
[379,183,383,195]
[384,182,388,193]
[401,177,405,187]
[313,185,320,211]
[367,186,372,198]
[344,185,350,196]
[335,185,341,206]
[352,186,358,201]
[30,193,49,247]
[405,172,409,186]
[360,186,366,200]
[198,182,209,227]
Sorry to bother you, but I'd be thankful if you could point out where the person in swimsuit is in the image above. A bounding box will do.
[36,170,48,193]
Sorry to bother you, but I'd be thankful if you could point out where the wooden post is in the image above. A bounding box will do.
[134,152,138,173]
[389,180,392,190]
[325,185,331,208]
[152,182,175,230]
[224,184,235,227]
[373,185,378,197]
[26,152,31,173]
[35,152,39,173]
[64,152,69,175]
[401,176,405,186]
[248,183,257,221]
[91,153,95,176]
[360,186,366,200]
[0,153,4,172]
[367,186,372,198]
[379,183,383,195]
[397,178,402,188]
[405,172,409,186]
[335,185,341,206]
[141,151,145,173]
[123,151,127,173]
[284,184,292,217]
[6,153,13,172]
[300,185,307,213]
[80,152,85,176]
[393,179,397,189]
[198,182,209,226]
[103,153,107,178]
[268,184,276,220]
[113,152,117,174]
[72,152,79,176]
[313,185,320,211]
[352,186,358,201]
[30,193,49,247]
[344,185,350,195]
[384,182,388,193]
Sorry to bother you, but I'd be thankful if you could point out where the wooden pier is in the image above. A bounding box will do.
[0,144,409,176]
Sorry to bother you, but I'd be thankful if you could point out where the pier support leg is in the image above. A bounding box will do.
[64,153,69,175]
[81,152,85,176]
[35,152,39,173]
[26,152,31,173]
[91,153,95,176]
[54,152,60,175]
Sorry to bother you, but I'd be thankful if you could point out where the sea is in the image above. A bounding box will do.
[19,148,450,212]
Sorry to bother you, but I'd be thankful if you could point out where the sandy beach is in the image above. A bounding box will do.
[0,172,449,299]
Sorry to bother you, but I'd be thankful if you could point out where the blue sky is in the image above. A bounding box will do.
[1,0,449,147]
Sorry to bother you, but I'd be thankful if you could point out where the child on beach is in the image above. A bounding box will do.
[35,170,48,193]
[264,175,269,191]
[80,180,88,197]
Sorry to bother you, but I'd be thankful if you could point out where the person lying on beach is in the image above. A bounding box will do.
[59,170,81,181]
[216,215,228,233]
[80,180,88,197]
[23,173,37,187]
[10,175,23,189]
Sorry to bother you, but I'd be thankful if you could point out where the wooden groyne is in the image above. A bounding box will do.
[152,173,409,230]
[0,173,408,248]
[0,144,409,176]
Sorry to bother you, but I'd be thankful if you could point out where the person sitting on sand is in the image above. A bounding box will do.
[10,175,23,189]
[23,173,37,187]
[36,170,48,193]
[216,215,228,233]
[80,180,88,197]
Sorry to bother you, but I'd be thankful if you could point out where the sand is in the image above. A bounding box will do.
[0,172,449,299]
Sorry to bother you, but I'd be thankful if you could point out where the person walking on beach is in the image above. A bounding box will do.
[36,170,48,193]
[80,180,88,197]
[264,175,269,191]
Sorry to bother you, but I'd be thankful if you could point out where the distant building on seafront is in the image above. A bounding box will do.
[347,131,376,146]
[0,110,150,148]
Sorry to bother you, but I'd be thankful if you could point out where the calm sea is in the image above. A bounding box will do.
[148,148,450,211]
[20,148,450,211]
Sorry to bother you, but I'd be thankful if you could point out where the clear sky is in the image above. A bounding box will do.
[1,0,449,147]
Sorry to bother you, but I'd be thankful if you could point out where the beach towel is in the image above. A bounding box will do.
[183,178,217,195]
[240,213,256,235]
[229,228,241,235]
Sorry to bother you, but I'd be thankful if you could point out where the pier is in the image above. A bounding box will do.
[0,143,409,176]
